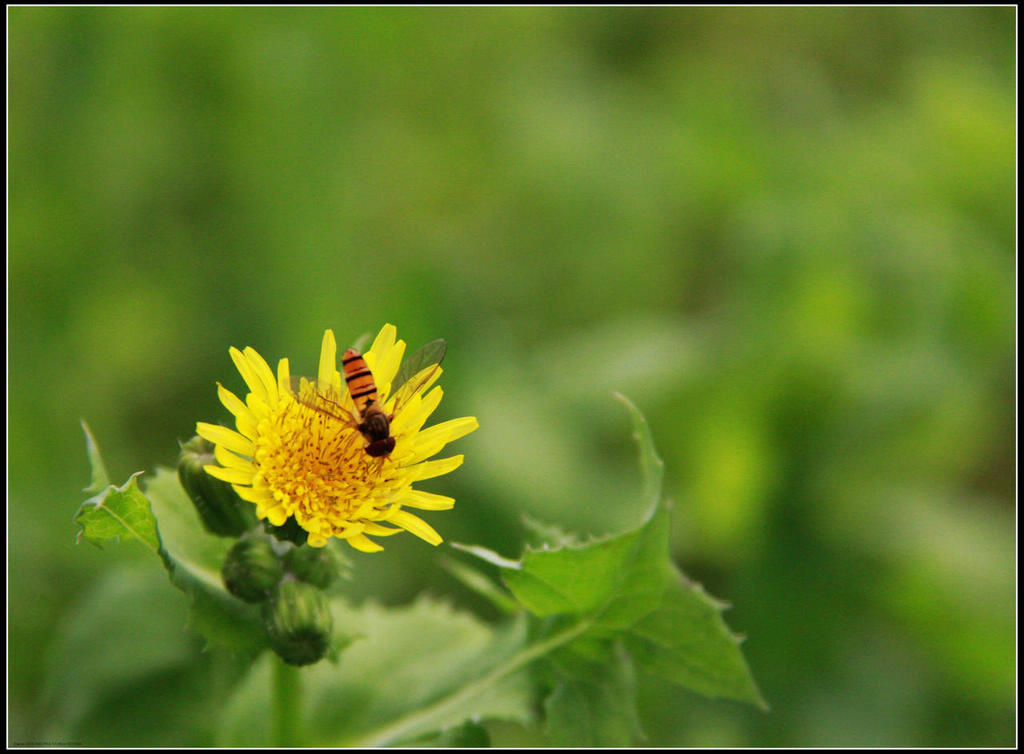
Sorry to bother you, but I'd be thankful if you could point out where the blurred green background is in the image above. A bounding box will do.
[8,6,1015,747]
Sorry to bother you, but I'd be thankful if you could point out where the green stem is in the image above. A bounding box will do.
[346,617,593,748]
[272,658,302,747]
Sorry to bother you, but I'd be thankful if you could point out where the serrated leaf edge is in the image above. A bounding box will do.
[74,471,160,552]
[80,419,111,494]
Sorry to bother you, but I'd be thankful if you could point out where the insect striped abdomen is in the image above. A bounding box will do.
[342,348,380,414]
[341,347,393,456]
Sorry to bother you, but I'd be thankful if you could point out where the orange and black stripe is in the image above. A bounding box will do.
[341,348,380,416]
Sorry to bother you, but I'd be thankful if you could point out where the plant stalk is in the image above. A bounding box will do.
[272,657,302,747]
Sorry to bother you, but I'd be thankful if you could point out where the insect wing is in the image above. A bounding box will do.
[390,338,447,400]
[287,337,446,425]
[349,330,373,355]
[288,374,355,425]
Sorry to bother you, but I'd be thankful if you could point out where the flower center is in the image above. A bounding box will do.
[256,398,397,537]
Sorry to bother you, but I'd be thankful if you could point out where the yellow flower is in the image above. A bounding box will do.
[196,325,478,552]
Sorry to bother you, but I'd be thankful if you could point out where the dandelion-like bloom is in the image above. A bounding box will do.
[196,324,478,552]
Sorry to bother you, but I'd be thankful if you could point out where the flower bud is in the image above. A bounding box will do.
[285,544,347,589]
[262,577,333,666]
[178,435,257,537]
[221,531,284,603]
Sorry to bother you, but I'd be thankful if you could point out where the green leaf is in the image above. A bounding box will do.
[40,567,196,736]
[520,513,583,548]
[461,394,766,713]
[439,554,520,614]
[622,575,767,710]
[76,430,265,655]
[424,719,491,748]
[318,598,532,747]
[145,467,266,655]
[218,597,534,747]
[74,472,160,552]
[501,520,667,619]
[613,392,665,515]
[80,419,110,494]
[543,642,645,747]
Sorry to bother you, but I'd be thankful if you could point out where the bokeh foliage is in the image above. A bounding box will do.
[9,6,1015,747]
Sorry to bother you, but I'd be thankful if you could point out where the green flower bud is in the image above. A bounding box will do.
[222,531,284,603]
[263,577,333,666]
[178,435,257,537]
[285,544,347,589]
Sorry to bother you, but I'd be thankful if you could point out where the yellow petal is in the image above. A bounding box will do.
[405,417,478,464]
[317,330,338,393]
[196,423,254,456]
[388,509,442,546]
[216,383,250,419]
[436,415,479,443]
[203,464,255,485]
[277,358,291,396]
[265,505,289,526]
[401,418,475,465]
[368,323,397,362]
[400,436,448,466]
[232,484,273,504]
[307,533,329,548]
[361,521,403,537]
[393,488,456,511]
[375,346,405,396]
[229,347,265,404]
[392,385,443,435]
[243,347,279,406]
[214,442,254,470]
[235,411,259,441]
[346,533,385,552]
[244,392,271,420]
[418,382,443,415]
[404,455,464,482]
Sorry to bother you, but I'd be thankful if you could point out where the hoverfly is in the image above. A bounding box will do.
[290,337,446,459]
